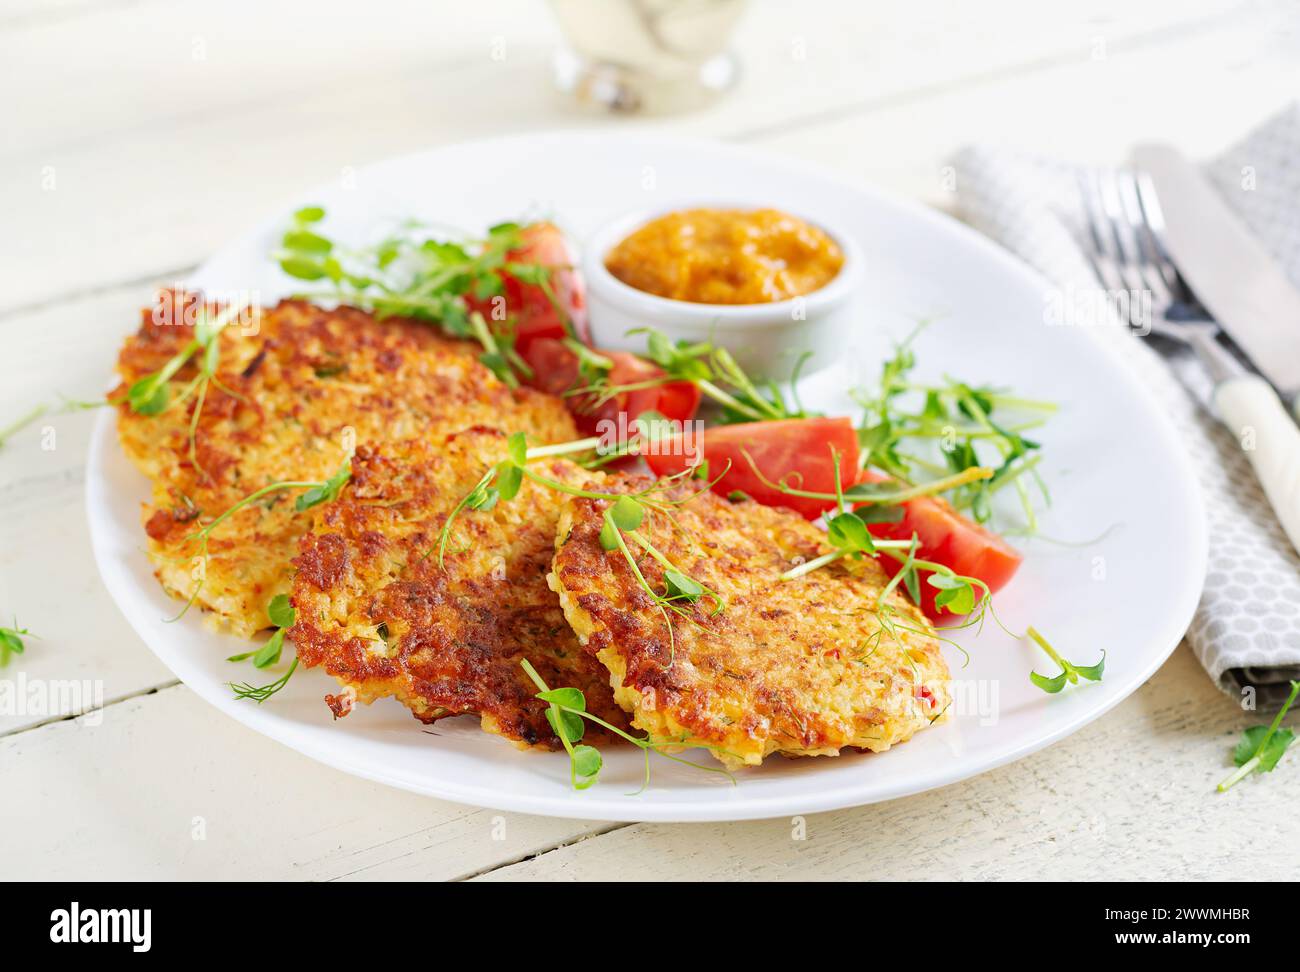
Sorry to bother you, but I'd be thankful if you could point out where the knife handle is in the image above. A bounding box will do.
[1214,373,1300,557]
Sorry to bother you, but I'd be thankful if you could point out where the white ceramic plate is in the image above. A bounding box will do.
[87,132,1206,822]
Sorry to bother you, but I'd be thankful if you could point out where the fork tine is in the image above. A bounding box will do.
[1115,168,1173,309]
[1076,170,1129,301]
[1078,169,1148,329]
[1094,168,1147,298]
[1134,170,1198,306]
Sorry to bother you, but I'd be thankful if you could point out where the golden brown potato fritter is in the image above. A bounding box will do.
[290,428,629,749]
[549,480,951,768]
[114,295,576,638]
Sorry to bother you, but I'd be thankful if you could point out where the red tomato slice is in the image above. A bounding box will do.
[468,222,589,352]
[518,340,700,438]
[856,470,1022,620]
[644,417,859,520]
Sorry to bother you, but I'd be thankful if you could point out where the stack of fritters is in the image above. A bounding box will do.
[117,296,950,763]
[115,297,576,638]
[290,428,629,748]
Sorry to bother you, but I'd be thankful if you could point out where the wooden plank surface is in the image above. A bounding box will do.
[2,0,1296,881]
[478,647,1298,882]
[0,684,610,881]
[0,0,1242,314]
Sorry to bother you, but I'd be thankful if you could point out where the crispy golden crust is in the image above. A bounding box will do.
[549,479,951,768]
[115,296,576,638]
[290,428,629,749]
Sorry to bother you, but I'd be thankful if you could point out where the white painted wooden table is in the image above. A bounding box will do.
[4,0,1298,881]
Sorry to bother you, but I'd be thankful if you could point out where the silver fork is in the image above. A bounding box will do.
[1076,166,1245,383]
[1078,165,1300,556]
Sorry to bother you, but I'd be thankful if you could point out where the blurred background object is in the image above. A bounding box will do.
[550,0,748,113]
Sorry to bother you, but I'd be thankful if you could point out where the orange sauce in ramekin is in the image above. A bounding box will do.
[603,208,844,305]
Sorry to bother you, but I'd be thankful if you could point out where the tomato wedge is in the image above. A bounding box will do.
[644,417,859,520]
[519,339,701,438]
[856,470,1022,620]
[468,222,589,352]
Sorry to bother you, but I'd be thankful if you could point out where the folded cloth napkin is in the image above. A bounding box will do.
[950,102,1300,710]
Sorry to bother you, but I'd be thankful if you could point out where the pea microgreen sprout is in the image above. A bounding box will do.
[747,446,994,584]
[117,300,246,418]
[0,619,33,668]
[1025,626,1105,694]
[851,325,1055,527]
[227,594,296,670]
[230,658,299,704]
[520,658,736,793]
[433,424,670,567]
[275,207,568,386]
[435,430,724,658]
[574,327,815,425]
[596,494,726,661]
[1218,680,1300,793]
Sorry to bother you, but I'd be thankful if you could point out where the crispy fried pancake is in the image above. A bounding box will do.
[290,428,629,748]
[549,479,951,768]
[115,296,577,638]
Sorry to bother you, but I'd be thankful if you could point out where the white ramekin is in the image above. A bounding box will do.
[583,205,863,380]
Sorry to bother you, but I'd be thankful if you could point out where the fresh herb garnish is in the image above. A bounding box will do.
[437,432,722,657]
[763,447,994,583]
[571,326,813,425]
[598,496,726,660]
[1025,626,1105,693]
[520,658,735,792]
[0,620,33,668]
[1218,680,1299,792]
[851,324,1055,528]
[275,207,567,387]
[227,594,297,669]
[229,595,299,701]
[229,659,298,703]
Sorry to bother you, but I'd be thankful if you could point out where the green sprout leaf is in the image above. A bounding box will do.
[0,620,32,668]
[1029,669,1070,694]
[928,573,975,616]
[826,511,874,554]
[252,628,286,669]
[610,495,645,531]
[295,462,351,512]
[1233,725,1295,772]
[537,687,586,710]
[282,230,332,255]
[127,375,170,415]
[279,256,328,281]
[570,744,602,785]
[664,569,704,602]
[544,705,585,745]
[506,431,528,467]
[1219,680,1299,792]
[468,485,500,511]
[599,518,621,551]
[496,462,523,502]
[1026,626,1104,694]
[267,593,296,629]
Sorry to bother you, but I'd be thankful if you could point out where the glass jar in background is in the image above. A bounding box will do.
[549,0,748,115]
